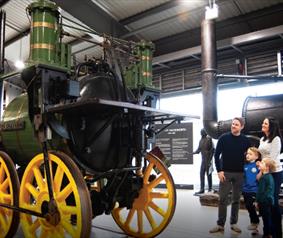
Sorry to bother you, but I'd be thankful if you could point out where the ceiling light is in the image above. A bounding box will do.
[205,3,218,20]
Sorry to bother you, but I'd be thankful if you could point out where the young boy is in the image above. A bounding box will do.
[255,157,276,238]
[242,147,261,232]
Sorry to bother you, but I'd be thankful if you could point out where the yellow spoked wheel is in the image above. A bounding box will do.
[19,151,92,238]
[0,151,20,238]
[112,152,176,238]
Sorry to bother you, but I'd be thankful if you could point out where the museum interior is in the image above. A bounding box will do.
[0,0,283,237]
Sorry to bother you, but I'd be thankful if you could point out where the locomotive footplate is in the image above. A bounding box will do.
[46,97,199,121]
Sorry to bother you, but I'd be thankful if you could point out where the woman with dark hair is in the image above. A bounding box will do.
[258,116,283,238]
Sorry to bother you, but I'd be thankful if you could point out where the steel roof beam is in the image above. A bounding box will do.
[121,0,230,39]
[232,0,253,32]
[154,3,283,56]
[52,0,128,37]
[157,63,171,69]
[5,28,29,47]
[231,45,243,54]
[153,25,283,65]
[120,0,179,26]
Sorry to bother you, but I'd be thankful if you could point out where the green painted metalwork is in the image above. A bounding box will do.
[57,43,71,69]
[124,40,155,89]
[138,40,154,87]
[124,63,139,89]
[27,0,59,65]
[1,94,42,165]
[27,0,71,69]
[0,93,66,165]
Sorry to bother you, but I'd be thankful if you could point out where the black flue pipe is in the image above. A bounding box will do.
[201,19,231,139]
[201,19,283,139]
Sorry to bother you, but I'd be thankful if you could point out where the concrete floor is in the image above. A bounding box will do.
[91,189,264,238]
[14,189,271,238]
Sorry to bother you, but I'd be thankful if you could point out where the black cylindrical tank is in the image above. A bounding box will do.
[242,94,283,136]
[65,71,132,172]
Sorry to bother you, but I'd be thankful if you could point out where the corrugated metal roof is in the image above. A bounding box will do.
[2,0,283,65]
[2,0,91,43]
[217,1,242,21]
[127,1,206,29]
[60,9,94,43]
[2,0,105,63]
[127,2,206,41]
[93,0,170,21]
[122,0,283,41]
[2,0,32,40]
[235,0,283,14]
[3,0,283,43]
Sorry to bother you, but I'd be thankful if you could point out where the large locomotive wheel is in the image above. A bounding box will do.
[19,151,92,238]
[112,152,176,238]
[0,151,20,238]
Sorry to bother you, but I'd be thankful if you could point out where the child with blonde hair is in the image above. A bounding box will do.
[255,158,276,238]
[242,147,261,232]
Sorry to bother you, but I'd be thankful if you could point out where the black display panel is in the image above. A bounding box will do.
[154,122,193,164]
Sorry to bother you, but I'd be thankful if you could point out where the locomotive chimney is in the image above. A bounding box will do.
[201,19,232,139]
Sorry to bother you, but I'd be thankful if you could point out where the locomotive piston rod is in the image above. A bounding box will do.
[0,202,45,218]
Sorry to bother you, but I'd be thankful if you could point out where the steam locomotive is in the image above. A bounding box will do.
[1,1,282,238]
[0,1,189,237]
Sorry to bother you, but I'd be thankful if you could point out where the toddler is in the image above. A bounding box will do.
[255,157,276,238]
